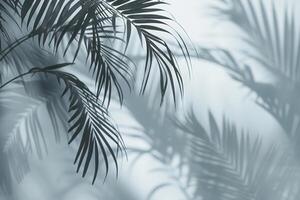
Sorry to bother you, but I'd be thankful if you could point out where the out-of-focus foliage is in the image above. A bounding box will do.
[1,0,300,199]
[0,0,190,194]
[198,0,300,154]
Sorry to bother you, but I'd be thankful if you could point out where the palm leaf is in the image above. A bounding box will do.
[173,111,297,200]
[26,66,126,184]
[20,79,70,141]
[0,86,47,193]
[16,0,189,104]
[197,47,300,149]
[0,0,20,50]
[0,77,71,193]
[101,0,190,102]
[206,0,300,153]
[212,0,300,82]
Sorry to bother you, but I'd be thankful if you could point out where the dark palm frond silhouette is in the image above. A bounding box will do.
[0,0,190,186]
[23,65,126,183]
[172,110,298,200]
[7,0,190,104]
[112,0,300,199]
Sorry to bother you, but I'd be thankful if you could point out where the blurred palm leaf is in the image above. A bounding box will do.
[0,75,72,193]
[198,0,300,153]
[173,111,298,200]
[0,85,53,193]
[124,94,299,199]
[197,46,300,153]
[120,91,192,199]
[0,0,19,50]
[196,1,300,195]
[212,0,299,81]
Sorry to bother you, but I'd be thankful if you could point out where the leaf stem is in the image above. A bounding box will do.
[0,71,32,89]
[0,62,74,89]
[0,34,33,62]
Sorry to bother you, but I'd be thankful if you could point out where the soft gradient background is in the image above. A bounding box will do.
[1,0,300,199]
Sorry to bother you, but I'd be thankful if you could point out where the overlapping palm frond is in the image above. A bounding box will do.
[0,62,125,186]
[25,65,126,183]
[8,0,190,105]
[197,45,300,152]
[194,1,300,196]
[125,97,187,162]
[0,86,48,193]
[124,93,299,200]
[172,111,298,200]
[20,79,70,142]
[0,76,72,193]
[0,0,190,187]
[0,0,19,49]
[212,0,299,82]
[4,0,129,105]
[199,0,300,151]
[101,0,190,102]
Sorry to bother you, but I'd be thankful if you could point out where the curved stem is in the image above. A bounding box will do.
[0,71,32,89]
[0,62,73,89]
[0,34,32,62]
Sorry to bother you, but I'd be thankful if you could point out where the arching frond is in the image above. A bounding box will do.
[0,0,191,192]
[173,111,298,200]
[197,47,300,154]
[0,60,125,184]
[28,66,125,184]
[16,0,190,104]
[205,0,300,155]
[101,0,189,102]
[124,97,299,199]
[213,0,300,82]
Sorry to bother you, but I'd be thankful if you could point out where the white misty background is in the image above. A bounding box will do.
[1,0,300,199]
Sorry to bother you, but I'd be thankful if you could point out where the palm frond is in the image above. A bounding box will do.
[16,0,128,104]
[173,111,298,200]
[125,96,299,199]
[16,0,189,104]
[122,93,192,199]
[102,0,190,101]
[20,79,70,141]
[0,86,47,193]
[197,47,300,149]
[0,77,71,194]
[0,61,125,184]
[27,66,126,184]
[204,0,300,154]
[2,42,56,79]
[212,0,300,82]
[0,0,19,50]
